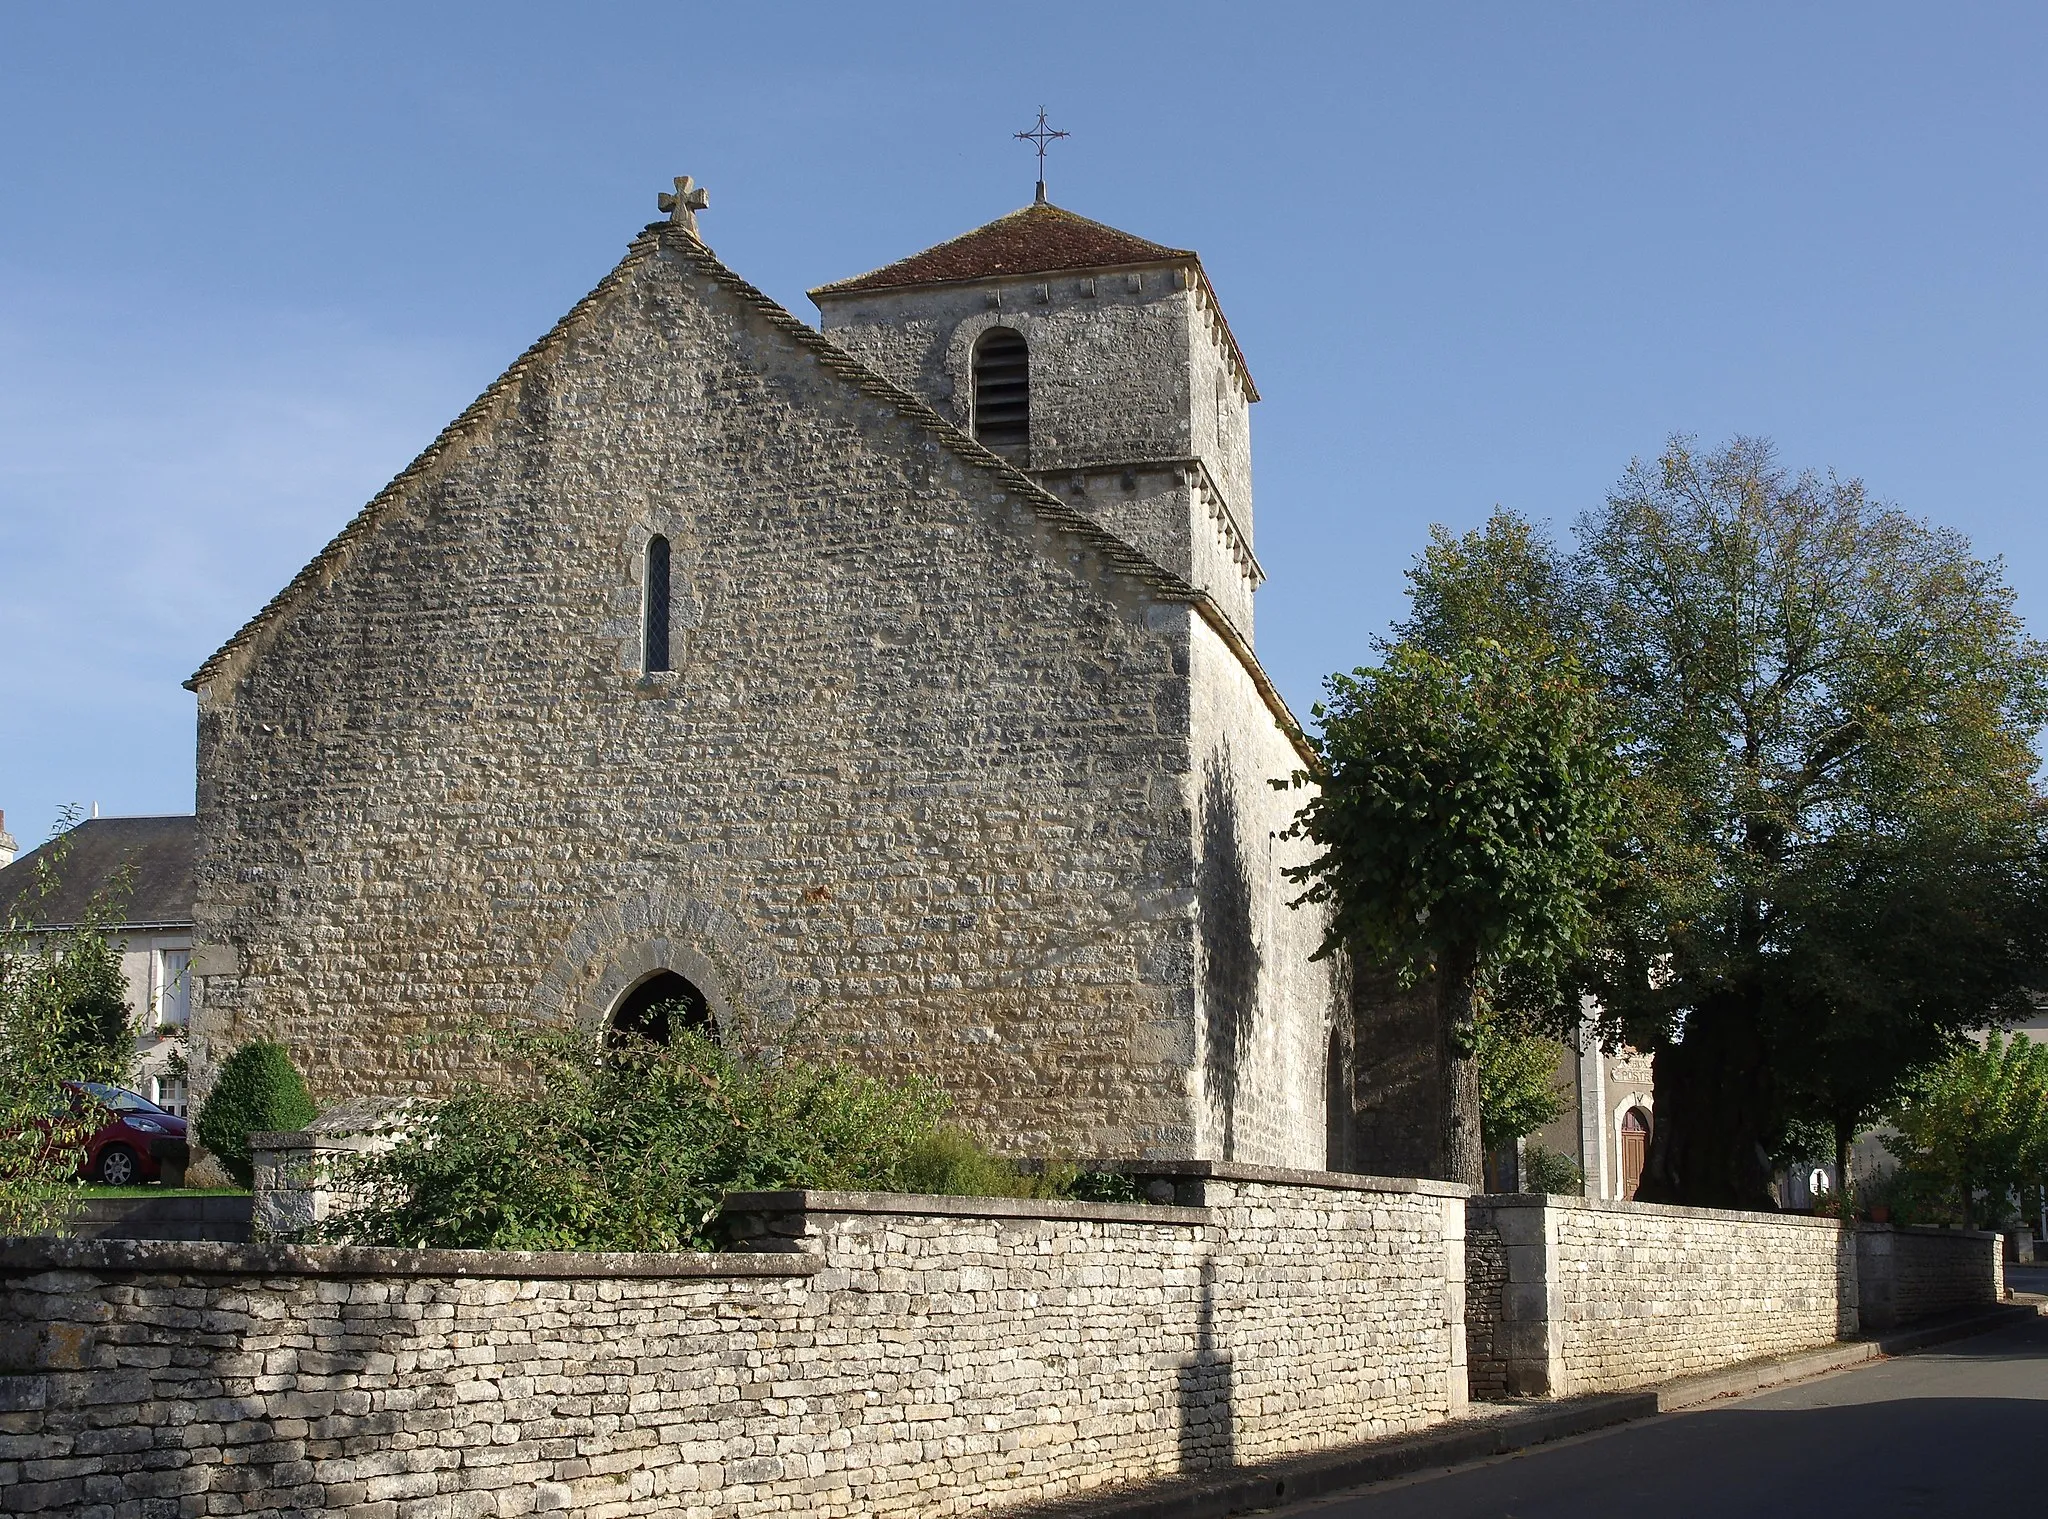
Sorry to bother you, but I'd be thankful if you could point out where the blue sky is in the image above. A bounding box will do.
[5,3,2047,849]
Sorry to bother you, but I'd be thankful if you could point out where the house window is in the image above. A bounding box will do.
[155,948,191,1032]
[971,328,1029,450]
[643,535,672,673]
[150,1076,189,1117]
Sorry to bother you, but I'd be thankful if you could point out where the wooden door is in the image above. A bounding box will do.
[1620,1107,1651,1200]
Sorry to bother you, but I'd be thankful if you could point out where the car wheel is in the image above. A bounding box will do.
[96,1145,139,1186]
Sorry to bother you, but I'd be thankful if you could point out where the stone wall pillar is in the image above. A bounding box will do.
[1856,1223,1897,1332]
[1441,1192,1470,1414]
[1466,1195,1566,1397]
[248,1097,409,1242]
[1837,1216,1862,1339]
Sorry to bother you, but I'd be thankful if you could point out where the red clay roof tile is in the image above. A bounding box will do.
[810,201,1258,401]
[809,202,1194,296]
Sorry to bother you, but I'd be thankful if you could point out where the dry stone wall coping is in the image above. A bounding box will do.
[1120,1159,1470,1197]
[0,1235,815,1280]
[1474,1191,1843,1228]
[1865,1222,2003,1243]
[721,1189,1208,1226]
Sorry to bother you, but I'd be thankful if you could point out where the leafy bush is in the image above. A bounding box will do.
[1064,1168,1142,1203]
[1521,1142,1584,1196]
[329,1028,942,1250]
[328,1027,1157,1251]
[193,1040,317,1188]
[888,1131,1141,1203]
[894,1126,1050,1199]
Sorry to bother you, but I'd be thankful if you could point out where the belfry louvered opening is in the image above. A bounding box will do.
[972,328,1030,450]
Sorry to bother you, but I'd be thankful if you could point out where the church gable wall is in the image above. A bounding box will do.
[1186,618,1334,1169]
[190,240,1207,1158]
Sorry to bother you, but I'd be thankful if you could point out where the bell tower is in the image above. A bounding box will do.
[811,201,1263,637]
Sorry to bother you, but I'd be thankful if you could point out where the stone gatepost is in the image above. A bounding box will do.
[1441,1190,1470,1414]
[248,1096,411,1242]
[1466,1195,1566,1398]
[1856,1222,1898,1331]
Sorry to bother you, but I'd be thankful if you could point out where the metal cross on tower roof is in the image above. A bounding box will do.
[658,175,710,238]
[1014,109,1069,205]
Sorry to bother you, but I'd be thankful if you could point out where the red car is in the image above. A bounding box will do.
[62,1082,190,1186]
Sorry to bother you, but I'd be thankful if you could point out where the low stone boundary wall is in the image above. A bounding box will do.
[0,1163,1467,1517]
[1466,1194,1853,1398]
[1857,1223,2003,1331]
[61,1193,252,1243]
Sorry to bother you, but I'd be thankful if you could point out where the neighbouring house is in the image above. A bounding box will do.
[179,186,1344,1166]
[1519,1026,1656,1201]
[0,813,198,1114]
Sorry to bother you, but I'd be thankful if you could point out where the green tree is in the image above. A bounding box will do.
[0,813,138,1229]
[1770,824,2048,1197]
[1477,1006,1569,1152]
[1395,508,1573,661]
[1286,635,1623,1188]
[1886,1033,2048,1228]
[1571,436,2048,1208]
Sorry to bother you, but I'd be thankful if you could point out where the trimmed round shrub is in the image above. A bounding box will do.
[193,1040,316,1188]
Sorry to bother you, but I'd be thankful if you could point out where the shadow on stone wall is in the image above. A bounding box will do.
[1177,1258,1235,1474]
[1199,755,1261,1161]
[1339,966,1443,1179]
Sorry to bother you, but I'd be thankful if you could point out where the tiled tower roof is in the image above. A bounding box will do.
[810,202,1196,296]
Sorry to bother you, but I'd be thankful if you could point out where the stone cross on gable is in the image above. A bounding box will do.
[658,175,710,237]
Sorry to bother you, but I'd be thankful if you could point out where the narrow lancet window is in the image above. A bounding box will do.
[972,328,1030,450]
[643,535,672,673]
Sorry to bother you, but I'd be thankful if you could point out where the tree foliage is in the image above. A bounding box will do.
[0,813,137,1229]
[193,1040,317,1189]
[1476,1008,1568,1152]
[1885,1033,2048,1229]
[1287,564,1624,1185]
[1569,436,2048,1207]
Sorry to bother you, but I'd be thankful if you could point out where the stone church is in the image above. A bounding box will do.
[183,182,1341,1167]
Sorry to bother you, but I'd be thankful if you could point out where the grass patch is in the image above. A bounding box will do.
[70,1184,249,1199]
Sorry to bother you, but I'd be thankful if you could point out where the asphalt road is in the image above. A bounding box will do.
[1276,1312,2048,1518]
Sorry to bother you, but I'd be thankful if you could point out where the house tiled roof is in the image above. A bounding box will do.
[809,202,1195,296]
[0,816,197,930]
